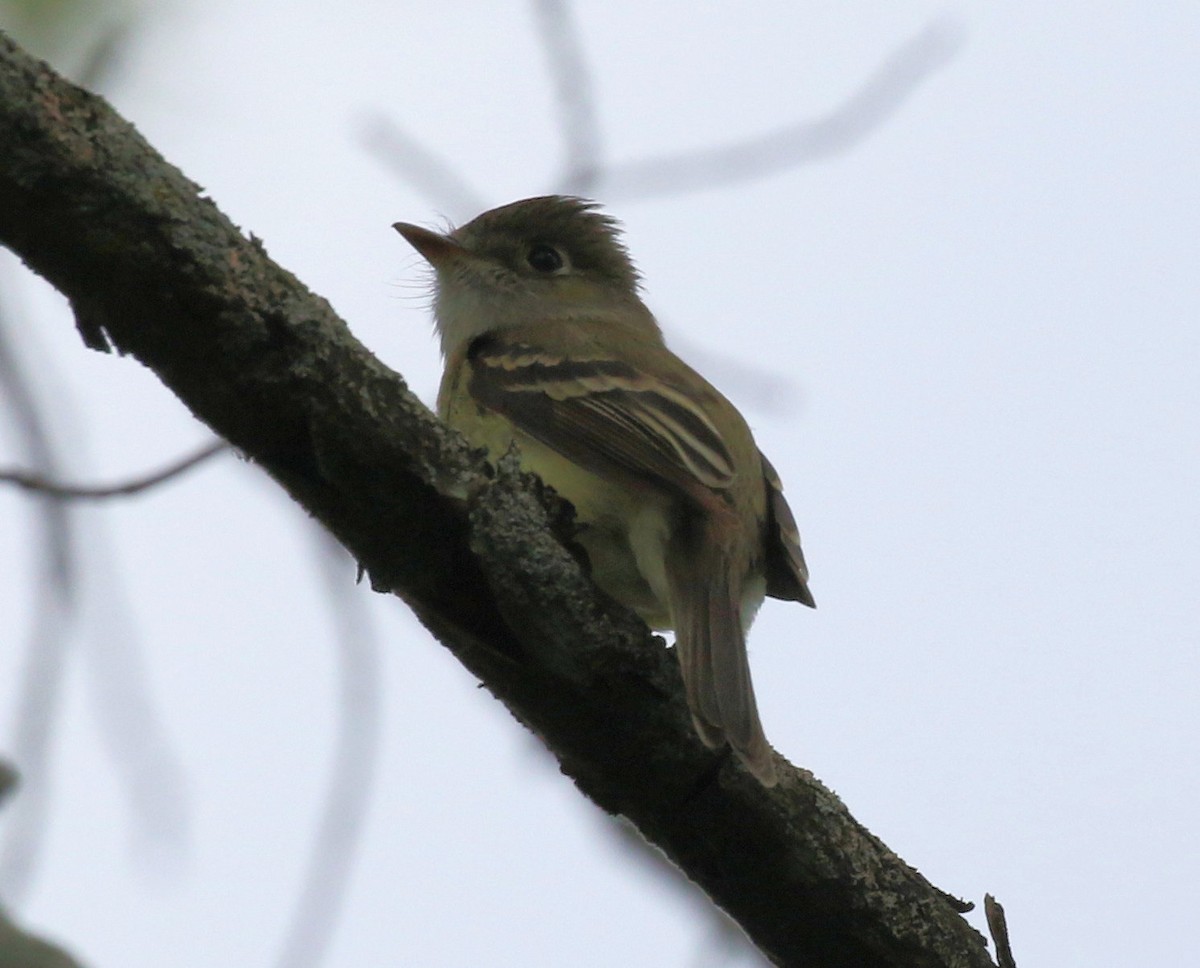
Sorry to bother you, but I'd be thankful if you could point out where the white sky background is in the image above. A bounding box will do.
[1,1,1198,966]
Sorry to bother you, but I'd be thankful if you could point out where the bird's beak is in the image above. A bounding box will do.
[392,222,466,269]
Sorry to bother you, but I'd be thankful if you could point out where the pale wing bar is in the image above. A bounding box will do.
[470,339,736,496]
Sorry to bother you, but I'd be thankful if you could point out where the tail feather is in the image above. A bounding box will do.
[674,593,724,748]
[670,543,777,786]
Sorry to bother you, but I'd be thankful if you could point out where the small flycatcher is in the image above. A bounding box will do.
[395,196,814,786]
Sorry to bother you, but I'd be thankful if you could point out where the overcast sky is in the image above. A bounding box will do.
[1,2,1198,966]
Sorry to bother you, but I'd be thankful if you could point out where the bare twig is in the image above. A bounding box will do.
[74,14,140,92]
[273,529,382,968]
[666,333,798,415]
[0,440,227,500]
[367,15,962,216]
[365,9,963,423]
[984,894,1018,968]
[0,287,76,903]
[359,115,487,218]
[598,16,965,201]
[79,519,191,865]
[532,0,603,193]
[0,8,191,900]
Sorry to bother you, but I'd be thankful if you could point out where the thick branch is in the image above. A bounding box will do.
[0,32,993,968]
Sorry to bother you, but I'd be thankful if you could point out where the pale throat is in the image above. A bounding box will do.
[433,271,655,358]
[433,273,510,359]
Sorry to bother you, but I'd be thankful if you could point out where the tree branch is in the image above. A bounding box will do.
[0,31,994,967]
[0,440,226,499]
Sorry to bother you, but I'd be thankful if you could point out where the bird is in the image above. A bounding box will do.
[394,195,814,785]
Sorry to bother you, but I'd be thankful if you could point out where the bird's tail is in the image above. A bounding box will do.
[669,545,777,786]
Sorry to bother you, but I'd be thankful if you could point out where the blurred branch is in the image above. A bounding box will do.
[73,13,139,92]
[0,439,227,499]
[274,530,382,968]
[532,0,602,193]
[366,14,963,210]
[78,517,191,866]
[0,765,88,968]
[0,291,196,892]
[1,1,189,895]
[359,114,486,217]
[370,11,962,415]
[0,288,76,904]
[0,33,996,968]
[667,335,798,415]
[599,16,965,201]
[0,286,201,885]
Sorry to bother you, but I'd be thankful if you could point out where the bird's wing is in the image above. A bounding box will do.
[759,451,816,607]
[465,331,739,506]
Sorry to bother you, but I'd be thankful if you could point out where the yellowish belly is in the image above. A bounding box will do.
[449,402,674,628]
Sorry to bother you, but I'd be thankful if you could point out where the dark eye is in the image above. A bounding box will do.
[527,243,565,273]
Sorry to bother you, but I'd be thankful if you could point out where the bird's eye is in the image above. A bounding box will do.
[527,243,565,274]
